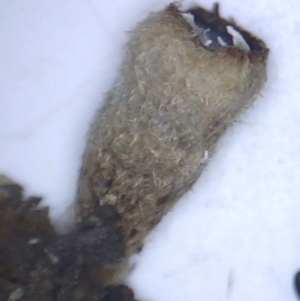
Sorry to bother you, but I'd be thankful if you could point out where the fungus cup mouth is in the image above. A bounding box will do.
[182,3,267,52]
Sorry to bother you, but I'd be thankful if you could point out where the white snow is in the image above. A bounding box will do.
[0,0,300,300]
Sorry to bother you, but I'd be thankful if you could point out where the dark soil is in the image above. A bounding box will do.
[0,177,136,301]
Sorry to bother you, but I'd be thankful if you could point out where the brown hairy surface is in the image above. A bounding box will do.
[77,3,268,285]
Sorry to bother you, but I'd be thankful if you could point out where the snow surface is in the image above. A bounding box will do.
[0,0,300,300]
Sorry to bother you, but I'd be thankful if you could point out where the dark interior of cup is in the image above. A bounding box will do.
[187,3,265,51]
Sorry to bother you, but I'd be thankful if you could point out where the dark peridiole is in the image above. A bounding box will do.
[187,3,235,49]
[186,3,265,51]
[77,3,269,285]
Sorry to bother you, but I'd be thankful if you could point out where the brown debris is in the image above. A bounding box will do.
[0,177,134,301]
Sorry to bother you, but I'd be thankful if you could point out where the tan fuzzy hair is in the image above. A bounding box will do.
[77,4,268,284]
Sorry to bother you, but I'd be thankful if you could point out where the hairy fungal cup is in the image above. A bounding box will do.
[77,3,269,285]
